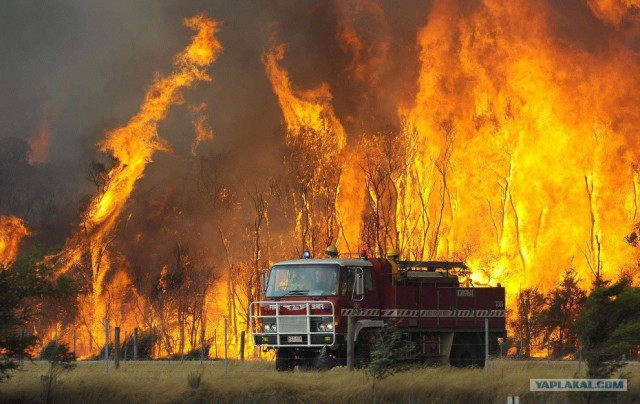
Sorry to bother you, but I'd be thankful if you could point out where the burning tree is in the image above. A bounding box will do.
[0,245,74,382]
[150,244,216,358]
[357,126,416,257]
[542,266,587,358]
[49,15,223,358]
[0,216,31,268]
[510,287,546,357]
[284,125,343,254]
[264,41,346,256]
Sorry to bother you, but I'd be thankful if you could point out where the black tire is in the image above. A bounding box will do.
[450,336,484,368]
[276,348,295,372]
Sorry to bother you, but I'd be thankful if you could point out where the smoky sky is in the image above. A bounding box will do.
[0,1,426,239]
[1,0,634,249]
[0,1,281,163]
[0,1,306,241]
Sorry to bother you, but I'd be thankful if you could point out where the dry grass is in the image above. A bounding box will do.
[1,359,638,403]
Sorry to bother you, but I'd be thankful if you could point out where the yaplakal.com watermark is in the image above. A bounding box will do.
[531,379,627,392]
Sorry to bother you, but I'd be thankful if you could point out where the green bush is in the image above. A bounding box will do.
[366,325,416,381]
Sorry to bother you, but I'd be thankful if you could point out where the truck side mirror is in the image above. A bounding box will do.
[261,269,270,294]
[355,273,364,295]
[352,268,364,302]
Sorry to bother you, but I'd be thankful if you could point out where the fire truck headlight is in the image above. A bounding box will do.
[316,317,334,332]
[263,323,277,333]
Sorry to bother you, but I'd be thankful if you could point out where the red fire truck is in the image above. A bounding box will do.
[250,253,506,371]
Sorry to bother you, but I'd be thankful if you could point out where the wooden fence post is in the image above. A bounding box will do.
[133,328,138,361]
[114,327,120,369]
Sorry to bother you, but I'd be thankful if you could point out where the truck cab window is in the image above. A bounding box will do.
[364,268,373,291]
[266,264,339,297]
[341,268,355,296]
[341,267,368,296]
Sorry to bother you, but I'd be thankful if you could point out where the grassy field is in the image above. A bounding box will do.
[0,359,637,403]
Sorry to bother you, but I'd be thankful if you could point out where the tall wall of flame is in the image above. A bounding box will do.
[402,0,640,292]
[265,0,640,295]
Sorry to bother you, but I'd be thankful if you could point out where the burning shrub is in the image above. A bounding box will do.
[0,244,74,383]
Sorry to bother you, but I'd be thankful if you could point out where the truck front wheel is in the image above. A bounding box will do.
[276,348,295,372]
[354,329,377,368]
[450,336,483,368]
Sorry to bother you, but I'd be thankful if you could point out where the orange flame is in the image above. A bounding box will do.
[399,0,640,297]
[57,15,222,281]
[587,0,640,25]
[263,1,640,300]
[263,39,349,252]
[50,15,222,356]
[263,42,346,147]
[189,102,214,156]
[0,215,31,268]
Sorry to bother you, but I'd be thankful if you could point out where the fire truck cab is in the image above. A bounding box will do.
[250,253,506,371]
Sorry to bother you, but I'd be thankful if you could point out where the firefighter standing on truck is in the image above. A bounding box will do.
[387,248,402,283]
[325,245,338,258]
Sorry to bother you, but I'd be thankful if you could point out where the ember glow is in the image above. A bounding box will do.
[3,1,640,358]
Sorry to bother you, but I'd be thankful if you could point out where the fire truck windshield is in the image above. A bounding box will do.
[266,264,340,297]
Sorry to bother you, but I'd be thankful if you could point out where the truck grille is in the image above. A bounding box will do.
[279,317,307,333]
[250,300,335,347]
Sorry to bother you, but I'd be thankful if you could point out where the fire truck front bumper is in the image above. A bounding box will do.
[254,333,338,347]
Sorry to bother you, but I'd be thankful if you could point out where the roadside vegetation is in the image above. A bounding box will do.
[0,359,638,403]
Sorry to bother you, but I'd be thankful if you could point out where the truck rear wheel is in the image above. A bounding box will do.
[276,348,295,372]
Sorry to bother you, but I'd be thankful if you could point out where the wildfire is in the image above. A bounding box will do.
[263,39,348,253]
[398,0,640,297]
[0,216,31,268]
[9,1,640,360]
[335,0,389,86]
[264,0,640,303]
[57,15,222,282]
[50,15,223,357]
[189,102,214,156]
[263,42,346,147]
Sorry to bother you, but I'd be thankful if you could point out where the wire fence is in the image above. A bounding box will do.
[30,319,639,367]
[34,318,265,364]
